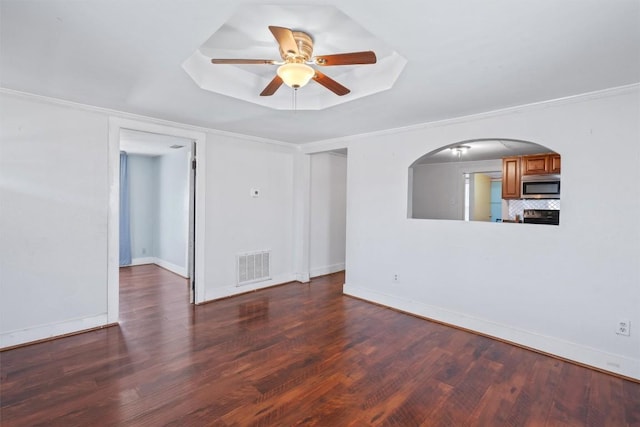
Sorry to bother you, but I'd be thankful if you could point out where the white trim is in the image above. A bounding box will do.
[154,258,189,278]
[0,314,109,349]
[295,273,311,283]
[3,84,637,152]
[193,138,206,304]
[301,139,350,155]
[328,151,348,158]
[124,257,189,278]
[107,121,120,324]
[187,143,196,301]
[203,273,297,301]
[343,284,640,381]
[301,83,640,151]
[108,117,208,325]
[129,257,155,266]
[310,263,345,278]
[293,152,311,283]
[0,87,293,148]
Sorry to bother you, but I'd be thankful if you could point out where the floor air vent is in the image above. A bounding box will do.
[237,250,271,286]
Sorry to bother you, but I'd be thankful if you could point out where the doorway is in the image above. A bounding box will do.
[308,149,348,279]
[464,171,502,222]
[107,118,207,324]
[119,129,194,282]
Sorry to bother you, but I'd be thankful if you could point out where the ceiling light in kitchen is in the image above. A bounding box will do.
[450,145,471,158]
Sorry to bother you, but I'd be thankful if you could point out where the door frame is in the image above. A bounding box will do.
[107,117,207,323]
[300,145,349,282]
[187,140,197,303]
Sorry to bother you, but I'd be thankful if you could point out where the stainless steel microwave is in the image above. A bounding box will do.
[521,174,560,199]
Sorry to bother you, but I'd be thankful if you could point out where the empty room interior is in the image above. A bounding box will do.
[1,1,639,425]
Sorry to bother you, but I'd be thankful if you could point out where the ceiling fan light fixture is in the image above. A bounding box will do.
[277,63,315,89]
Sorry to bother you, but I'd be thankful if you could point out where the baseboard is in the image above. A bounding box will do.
[310,263,345,278]
[202,273,297,301]
[124,257,188,278]
[0,314,108,349]
[129,257,155,266]
[343,284,640,381]
[295,272,310,283]
[152,258,188,278]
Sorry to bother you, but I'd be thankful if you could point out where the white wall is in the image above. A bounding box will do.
[309,152,347,277]
[155,148,190,273]
[202,135,297,300]
[0,93,109,347]
[4,86,638,381]
[125,149,190,275]
[343,87,640,380]
[127,154,156,261]
[0,91,298,347]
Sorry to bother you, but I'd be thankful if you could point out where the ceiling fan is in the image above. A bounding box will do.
[210,26,377,96]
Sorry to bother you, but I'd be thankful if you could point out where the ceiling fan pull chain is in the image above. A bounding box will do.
[293,87,298,112]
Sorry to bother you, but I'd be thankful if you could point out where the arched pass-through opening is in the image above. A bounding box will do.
[408,138,562,224]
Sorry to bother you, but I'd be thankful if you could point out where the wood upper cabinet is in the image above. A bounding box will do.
[502,156,521,199]
[522,153,561,175]
[550,154,561,173]
[522,154,549,175]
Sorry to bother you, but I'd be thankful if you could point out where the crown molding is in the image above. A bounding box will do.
[3,83,637,153]
[303,83,640,151]
[0,87,296,149]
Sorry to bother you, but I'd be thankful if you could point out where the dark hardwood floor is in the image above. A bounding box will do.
[1,265,639,426]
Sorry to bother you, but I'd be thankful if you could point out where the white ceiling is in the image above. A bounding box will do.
[120,129,192,156]
[414,139,550,164]
[1,0,639,144]
[183,4,407,110]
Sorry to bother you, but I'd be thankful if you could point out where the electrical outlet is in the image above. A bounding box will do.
[392,274,399,283]
[251,188,260,198]
[616,320,630,336]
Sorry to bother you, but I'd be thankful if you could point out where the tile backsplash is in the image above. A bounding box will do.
[508,199,560,220]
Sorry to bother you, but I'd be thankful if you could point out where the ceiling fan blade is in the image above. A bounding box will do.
[268,26,299,56]
[314,51,377,66]
[211,59,276,65]
[260,75,284,96]
[312,70,350,96]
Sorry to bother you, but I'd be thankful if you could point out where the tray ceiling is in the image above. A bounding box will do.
[1,0,638,144]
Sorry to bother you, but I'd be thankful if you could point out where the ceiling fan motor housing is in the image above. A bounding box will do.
[280,31,314,63]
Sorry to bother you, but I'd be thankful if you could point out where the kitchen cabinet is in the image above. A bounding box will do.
[502,156,521,199]
[522,153,561,175]
[550,154,561,173]
[522,154,548,175]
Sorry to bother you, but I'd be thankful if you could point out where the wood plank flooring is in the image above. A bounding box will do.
[1,264,639,426]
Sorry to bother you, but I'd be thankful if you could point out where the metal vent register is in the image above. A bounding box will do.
[237,251,271,286]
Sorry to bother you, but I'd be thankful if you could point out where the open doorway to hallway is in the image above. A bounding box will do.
[119,129,195,297]
[108,118,207,324]
[308,149,347,279]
